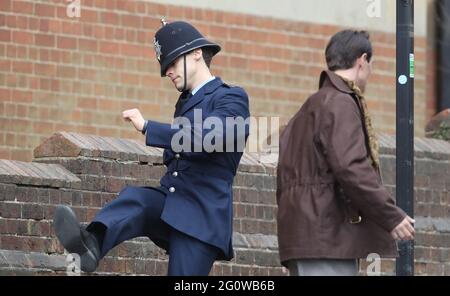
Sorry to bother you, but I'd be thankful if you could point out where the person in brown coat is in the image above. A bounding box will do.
[276,30,415,276]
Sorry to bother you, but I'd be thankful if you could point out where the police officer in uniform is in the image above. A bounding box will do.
[53,20,250,276]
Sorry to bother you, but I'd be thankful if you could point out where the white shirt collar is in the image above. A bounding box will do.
[191,76,215,95]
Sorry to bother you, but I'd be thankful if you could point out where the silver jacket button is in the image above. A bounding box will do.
[175,153,180,159]
[172,171,178,177]
[169,187,175,193]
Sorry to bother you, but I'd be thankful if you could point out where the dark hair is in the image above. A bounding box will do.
[186,47,214,68]
[325,30,372,71]
[201,46,214,68]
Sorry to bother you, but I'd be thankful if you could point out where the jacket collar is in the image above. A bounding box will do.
[178,77,224,115]
[202,76,224,95]
[319,70,354,94]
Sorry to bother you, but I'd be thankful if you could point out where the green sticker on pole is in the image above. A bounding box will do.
[409,53,414,78]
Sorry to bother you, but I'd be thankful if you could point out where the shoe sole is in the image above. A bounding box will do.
[53,205,98,272]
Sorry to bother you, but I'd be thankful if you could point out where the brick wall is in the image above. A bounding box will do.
[0,132,282,275]
[0,131,450,275]
[0,0,433,162]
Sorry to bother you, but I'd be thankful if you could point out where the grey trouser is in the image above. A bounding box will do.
[287,259,359,276]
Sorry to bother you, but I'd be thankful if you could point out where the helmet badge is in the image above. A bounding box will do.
[154,37,162,61]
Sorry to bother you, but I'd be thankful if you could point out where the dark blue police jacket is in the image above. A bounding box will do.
[146,77,250,260]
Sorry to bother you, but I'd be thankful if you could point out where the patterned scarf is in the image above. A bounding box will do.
[339,76,380,170]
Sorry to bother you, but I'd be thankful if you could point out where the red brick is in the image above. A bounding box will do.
[125,30,136,42]
[137,31,148,44]
[5,15,15,28]
[103,26,114,39]
[121,73,139,85]
[249,59,268,72]
[22,203,44,220]
[34,34,55,47]
[12,1,33,14]
[114,28,125,40]
[5,44,15,58]
[12,31,33,44]
[121,14,141,28]
[0,148,10,159]
[78,68,96,81]
[57,36,77,49]
[268,61,288,73]
[16,45,26,58]
[0,59,11,72]
[97,99,120,112]
[35,3,55,17]
[230,28,249,40]
[99,41,119,54]
[12,61,33,73]
[0,29,11,42]
[120,43,145,57]
[248,16,274,30]
[0,14,6,27]
[77,97,97,109]
[56,65,76,78]
[34,63,56,76]
[38,78,50,90]
[62,21,82,35]
[81,9,98,23]
[32,121,54,134]
[115,0,136,13]
[27,16,39,31]
[140,76,160,88]
[16,104,27,117]
[0,202,21,218]
[12,89,32,103]
[209,25,228,39]
[48,19,61,33]
[101,12,119,25]
[16,16,31,30]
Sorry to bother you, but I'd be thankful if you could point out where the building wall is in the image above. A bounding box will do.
[148,0,431,36]
[1,132,450,275]
[0,0,435,161]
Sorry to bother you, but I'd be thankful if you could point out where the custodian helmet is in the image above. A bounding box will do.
[153,20,221,77]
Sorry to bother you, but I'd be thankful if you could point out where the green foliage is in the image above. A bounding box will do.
[432,121,450,141]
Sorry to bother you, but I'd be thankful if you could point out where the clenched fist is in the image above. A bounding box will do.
[122,108,145,132]
[391,215,415,241]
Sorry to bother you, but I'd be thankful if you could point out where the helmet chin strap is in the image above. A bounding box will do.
[181,54,187,93]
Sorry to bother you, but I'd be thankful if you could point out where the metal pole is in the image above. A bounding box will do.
[436,0,450,111]
[396,0,414,276]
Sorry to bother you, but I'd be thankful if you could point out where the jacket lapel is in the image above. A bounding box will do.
[179,77,224,116]
[179,86,204,116]
[174,91,190,117]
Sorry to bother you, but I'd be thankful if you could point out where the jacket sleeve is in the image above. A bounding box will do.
[145,87,250,152]
[318,94,406,232]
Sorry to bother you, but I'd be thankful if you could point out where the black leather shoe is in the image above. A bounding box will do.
[53,205,101,272]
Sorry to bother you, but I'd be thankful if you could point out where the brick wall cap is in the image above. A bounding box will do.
[0,159,80,188]
[34,132,450,167]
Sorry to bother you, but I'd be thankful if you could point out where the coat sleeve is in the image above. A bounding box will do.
[145,87,250,152]
[318,94,406,232]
